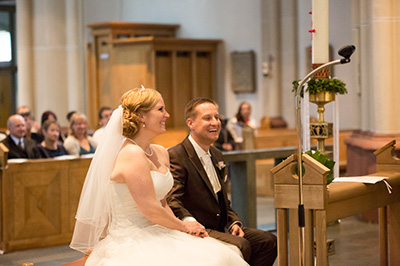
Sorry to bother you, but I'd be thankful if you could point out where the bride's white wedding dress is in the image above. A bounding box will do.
[86,170,248,266]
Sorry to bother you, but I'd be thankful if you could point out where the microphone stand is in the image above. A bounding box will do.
[295,57,351,265]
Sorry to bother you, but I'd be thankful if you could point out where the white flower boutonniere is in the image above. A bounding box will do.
[216,161,226,170]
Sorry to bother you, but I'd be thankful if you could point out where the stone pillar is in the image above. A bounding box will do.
[347,0,400,177]
[16,0,86,126]
[346,0,400,221]
[66,0,86,116]
[16,0,35,109]
[261,0,298,128]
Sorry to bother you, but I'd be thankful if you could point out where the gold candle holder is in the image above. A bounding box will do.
[309,91,335,154]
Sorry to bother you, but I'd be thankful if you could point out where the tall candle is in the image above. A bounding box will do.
[312,0,329,64]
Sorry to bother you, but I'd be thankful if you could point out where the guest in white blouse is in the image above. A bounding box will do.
[226,102,257,149]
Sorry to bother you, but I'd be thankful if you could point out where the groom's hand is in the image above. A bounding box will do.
[229,224,245,237]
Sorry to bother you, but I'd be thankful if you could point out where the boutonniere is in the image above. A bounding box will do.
[216,161,226,170]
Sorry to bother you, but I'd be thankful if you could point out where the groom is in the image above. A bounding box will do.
[167,97,277,266]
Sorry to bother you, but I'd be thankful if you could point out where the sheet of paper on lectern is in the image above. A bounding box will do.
[332,176,393,194]
[332,176,387,184]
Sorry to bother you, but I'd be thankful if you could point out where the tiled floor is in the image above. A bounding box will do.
[0,196,380,266]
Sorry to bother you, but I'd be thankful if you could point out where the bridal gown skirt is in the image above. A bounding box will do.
[86,224,247,266]
[85,171,248,266]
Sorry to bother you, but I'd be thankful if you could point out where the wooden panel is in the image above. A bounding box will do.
[274,184,326,209]
[96,35,113,107]
[151,127,188,149]
[111,42,155,107]
[173,51,192,127]
[195,52,213,98]
[155,51,173,128]
[0,158,91,252]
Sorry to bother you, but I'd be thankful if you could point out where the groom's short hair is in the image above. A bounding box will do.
[184,97,218,121]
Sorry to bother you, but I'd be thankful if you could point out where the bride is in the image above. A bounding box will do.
[70,88,248,265]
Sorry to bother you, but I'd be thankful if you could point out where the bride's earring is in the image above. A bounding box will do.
[143,123,145,128]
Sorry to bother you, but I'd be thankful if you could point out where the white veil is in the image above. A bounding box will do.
[70,106,125,253]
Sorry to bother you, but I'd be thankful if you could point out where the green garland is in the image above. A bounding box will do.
[292,77,348,98]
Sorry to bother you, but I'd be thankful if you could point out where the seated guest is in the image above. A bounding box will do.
[17,106,42,144]
[65,111,77,138]
[64,113,97,156]
[92,106,113,143]
[226,102,257,150]
[1,114,42,159]
[38,120,69,158]
[41,110,57,125]
[214,117,236,151]
[40,110,64,143]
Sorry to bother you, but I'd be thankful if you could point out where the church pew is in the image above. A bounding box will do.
[0,154,91,253]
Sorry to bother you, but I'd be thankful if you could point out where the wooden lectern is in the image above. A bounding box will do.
[272,140,400,265]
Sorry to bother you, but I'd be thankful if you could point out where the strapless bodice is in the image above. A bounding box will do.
[109,170,173,232]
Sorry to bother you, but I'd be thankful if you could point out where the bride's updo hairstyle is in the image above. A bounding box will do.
[120,88,161,139]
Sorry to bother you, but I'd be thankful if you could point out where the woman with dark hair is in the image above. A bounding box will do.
[41,110,57,125]
[70,88,247,266]
[38,120,68,158]
[226,102,257,149]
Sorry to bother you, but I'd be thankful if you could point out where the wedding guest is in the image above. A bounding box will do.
[38,120,68,158]
[214,117,236,151]
[1,114,42,159]
[17,106,42,144]
[66,111,77,124]
[226,102,257,149]
[92,106,113,143]
[41,110,57,125]
[70,88,247,266]
[63,113,97,156]
[168,97,277,266]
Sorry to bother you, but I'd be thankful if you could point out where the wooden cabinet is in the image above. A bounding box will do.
[87,22,221,128]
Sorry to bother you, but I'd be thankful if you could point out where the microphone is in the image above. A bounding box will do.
[338,45,356,63]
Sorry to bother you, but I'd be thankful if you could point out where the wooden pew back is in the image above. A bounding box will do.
[0,157,91,252]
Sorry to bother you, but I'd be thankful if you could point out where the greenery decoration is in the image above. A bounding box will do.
[292,77,348,98]
[305,150,335,185]
[295,150,335,185]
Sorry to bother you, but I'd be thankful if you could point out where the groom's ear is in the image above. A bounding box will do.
[186,118,194,131]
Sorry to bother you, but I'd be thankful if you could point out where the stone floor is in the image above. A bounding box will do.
[0,196,380,266]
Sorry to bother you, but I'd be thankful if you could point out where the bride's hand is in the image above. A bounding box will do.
[183,221,209,238]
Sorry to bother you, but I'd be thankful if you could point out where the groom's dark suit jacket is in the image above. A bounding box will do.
[167,136,241,231]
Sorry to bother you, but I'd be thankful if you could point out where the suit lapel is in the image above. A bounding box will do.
[182,137,217,200]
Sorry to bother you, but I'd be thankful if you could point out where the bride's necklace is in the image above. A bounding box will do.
[128,138,153,157]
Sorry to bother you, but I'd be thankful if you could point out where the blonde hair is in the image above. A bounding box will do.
[120,88,161,139]
[69,113,88,138]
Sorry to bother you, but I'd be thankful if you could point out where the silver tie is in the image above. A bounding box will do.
[201,154,221,194]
